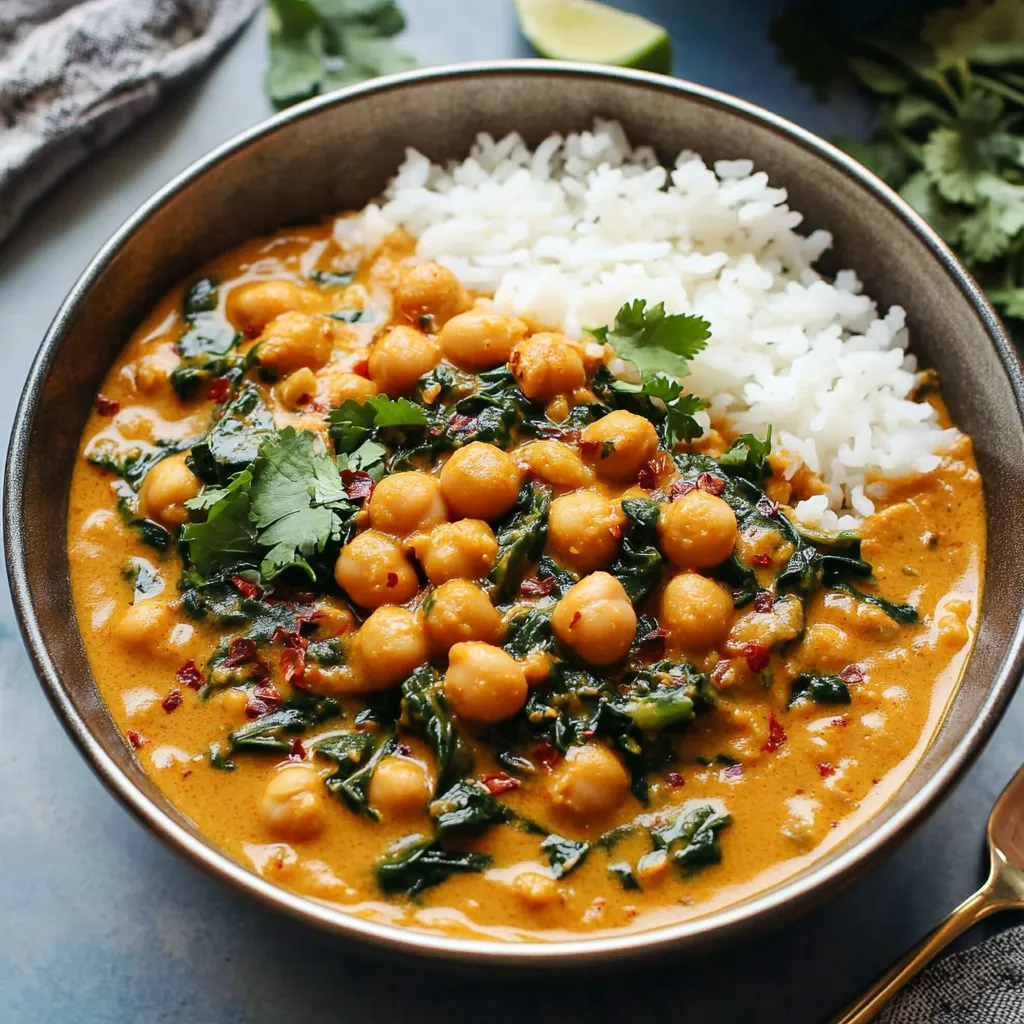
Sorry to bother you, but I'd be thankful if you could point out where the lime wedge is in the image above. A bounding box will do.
[515,0,673,75]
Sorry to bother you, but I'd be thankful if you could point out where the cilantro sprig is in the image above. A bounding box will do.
[266,0,417,110]
[772,0,1024,321]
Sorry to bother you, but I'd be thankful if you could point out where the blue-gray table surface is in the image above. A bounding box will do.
[1,3,1020,1022]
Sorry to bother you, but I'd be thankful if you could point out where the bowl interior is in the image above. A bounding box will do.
[9,63,1024,961]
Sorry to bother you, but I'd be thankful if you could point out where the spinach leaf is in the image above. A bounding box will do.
[503,606,555,660]
[429,780,511,839]
[314,731,376,771]
[718,427,772,486]
[650,803,732,873]
[610,497,664,605]
[831,581,920,625]
[400,665,471,795]
[488,482,551,603]
[541,834,590,878]
[112,480,172,552]
[309,269,354,287]
[788,672,852,707]
[374,835,491,898]
[88,435,195,491]
[125,557,163,602]
[327,733,396,819]
[187,383,276,483]
[609,861,641,890]
[225,698,339,757]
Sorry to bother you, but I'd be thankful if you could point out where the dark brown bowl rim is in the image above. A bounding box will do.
[6,59,1024,965]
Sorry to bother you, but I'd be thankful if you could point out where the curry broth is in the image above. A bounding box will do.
[67,223,984,941]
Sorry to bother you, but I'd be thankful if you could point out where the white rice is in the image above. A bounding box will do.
[335,120,959,529]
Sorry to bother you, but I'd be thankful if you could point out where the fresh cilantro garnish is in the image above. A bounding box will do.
[610,370,708,448]
[182,429,355,583]
[266,0,417,111]
[326,395,429,453]
[589,299,710,378]
[718,427,773,485]
[771,0,1024,320]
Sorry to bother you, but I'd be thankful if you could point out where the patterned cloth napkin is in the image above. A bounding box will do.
[877,926,1024,1024]
[0,0,257,244]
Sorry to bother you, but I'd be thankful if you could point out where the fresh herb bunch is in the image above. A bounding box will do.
[265,0,416,110]
[772,0,1024,320]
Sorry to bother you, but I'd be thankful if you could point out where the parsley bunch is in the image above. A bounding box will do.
[773,0,1024,320]
[266,0,416,110]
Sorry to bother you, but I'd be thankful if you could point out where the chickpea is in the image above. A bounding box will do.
[394,261,470,327]
[315,364,378,405]
[229,280,319,335]
[443,641,528,723]
[260,763,327,841]
[658,489,738,569]
[580,411,659,482]
[368,471,447,537]
[412,519,498,584]
[552,572,636,666]
[439,442,522,521]
[333,530,419,609]
[513,871,559,909]
[515,440,593,491]
[368,325,441,397]
[138,454,201,527]
[256,312,337,375]
[425,579,502,651]
[547,491,623,574]
[509,332,586,402]
[438,308,529,371]
[135,355,170,394]
[115,600,171,647]
[549,744,630,820]
[368,755,432,820]
[660,573,733,649]
[352,606,429,690]
[278,367,317,410]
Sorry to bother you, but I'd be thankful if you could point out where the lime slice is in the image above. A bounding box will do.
[515,0,673,75]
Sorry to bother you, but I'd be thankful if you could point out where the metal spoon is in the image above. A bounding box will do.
[831,764,1024,1023]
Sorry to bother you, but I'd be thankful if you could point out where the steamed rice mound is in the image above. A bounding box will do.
[337,120,959,530]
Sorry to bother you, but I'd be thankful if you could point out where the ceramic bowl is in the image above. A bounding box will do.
[7,61,1024,966]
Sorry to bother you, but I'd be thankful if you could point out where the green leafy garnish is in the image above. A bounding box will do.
[266,0,417,111]
[588,299,711,377]
[541,834,590,878]
[788,672,852,708]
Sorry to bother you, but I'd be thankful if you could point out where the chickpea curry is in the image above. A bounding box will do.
[67,221,984,941]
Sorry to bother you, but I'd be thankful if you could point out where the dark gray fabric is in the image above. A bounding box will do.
[0,0,258,243]
[877,926,1024,1023]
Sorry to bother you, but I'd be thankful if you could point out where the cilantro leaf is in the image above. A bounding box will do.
[326,394,429,454]
[611,371,708,449]
[588,299,710,379]
[249,428,353,581]
[718,428,773,485]
[181,471,258,578]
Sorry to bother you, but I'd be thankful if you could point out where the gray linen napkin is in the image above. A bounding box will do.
[0,0,258,244]
[877,925,1024,1023]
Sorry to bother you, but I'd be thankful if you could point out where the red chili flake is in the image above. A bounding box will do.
[223,637,258,668]
[608,522,622,541]
[250,660,272,682]
[289,738,307,761]
[352,357,370,377]
[762,711,787,753]
[271,626,308,650]
[840,664,865,686]
[386,572,399,588]
[816,762,836,778]
[175,659,204,690]
[638,627,668,652]
[744,642,771,673]
[569,611,582,629]
[533,742,561,771]
[481,771,521,795]
[95,394,120,416]
[208,376,231,402]
[245,683,281,719]
[638,459,661,490]
[520,576,556,597]
[181,769,193,779]
[231,574,264,601]
[831,715,849,728]
[696,472,725,496]
[752,553,773,567]
[127,730,146,749]
[756,495,780,517]
[753,591,774,613]
[668,479,696,501]
[341,469,373,501]
[395,742,413,757]
[448,413,479,436]
[723,763,744,779]
[665,770,685,788]
[578,438,602,455]
[280,646,306,687]
[161,689,183,714]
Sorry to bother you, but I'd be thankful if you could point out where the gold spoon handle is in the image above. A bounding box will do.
[829,877,1012,1024]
